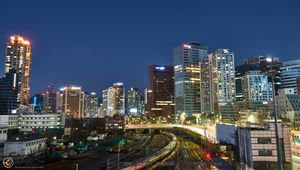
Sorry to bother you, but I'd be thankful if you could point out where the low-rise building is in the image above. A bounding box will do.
[276,88,300,129]
[237,121,292,169]
[0,112,65,131]
[3,137,47,156]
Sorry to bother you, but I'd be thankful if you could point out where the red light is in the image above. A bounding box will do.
[205,152,211,159]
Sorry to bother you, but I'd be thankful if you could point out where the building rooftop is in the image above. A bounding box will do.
[8,136,47,142]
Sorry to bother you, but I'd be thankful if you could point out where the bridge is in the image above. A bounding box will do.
[126,123,217,143]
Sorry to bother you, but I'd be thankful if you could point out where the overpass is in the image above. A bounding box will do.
[126,124,217,143]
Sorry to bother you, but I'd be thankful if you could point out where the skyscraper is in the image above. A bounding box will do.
[174,42,208,117]
[203,49,236,120]
[280,59,300,93]
[4,35,32,108]
[0,69,19,114]
[127,88,143,116]
[147,65,174,118]
[84,92,99,118]
[42,85,61,113]
[199,58,213,114]
[105,83,125,117]
[61,85,84,119]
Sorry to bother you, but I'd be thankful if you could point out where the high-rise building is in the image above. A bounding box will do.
[235,64,260,101]
[205,49,236,120]
[105,83,125,117]
[242,70,273,102]
[4,35,32,108]
[243,56,282,93]
[29,94,43,113]
[243,56,282,73]
[297,77,300,94]
[61,85,84,119]
[147,65,174,118]
[174,42,208,117]
[280,59,300,93]
[127,88,143,116]
[199,58,213,114]
[0,70,19,114]
[42,85,61,113]
[84,92,98,118]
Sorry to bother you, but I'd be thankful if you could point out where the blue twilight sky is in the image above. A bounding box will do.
[0,0,300,96]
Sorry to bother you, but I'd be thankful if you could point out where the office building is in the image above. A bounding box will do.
[199,58,213,114]
[61,85,84,119]
[242,70,273,102]
[4,35,32,108]
[243,56,282,73]
[280,59,300,92]
[235,64,260,101]
[127,88,143,116]
[276,88,300,129]
[42,85,62,113]
[0,70,19,114]
[29,94,43,113]
[174,42,208,117]
[297,77,300,94]
[84,92,99,118]
[105,83,125,117]
[147,65,174,118]
[0,112,65,131]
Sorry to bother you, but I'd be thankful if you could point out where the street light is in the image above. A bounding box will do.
[268,59,283,170]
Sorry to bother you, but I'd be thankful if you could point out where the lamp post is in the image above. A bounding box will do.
[268,60,283,170]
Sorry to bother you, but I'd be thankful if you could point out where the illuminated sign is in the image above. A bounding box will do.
[155,66,165,70]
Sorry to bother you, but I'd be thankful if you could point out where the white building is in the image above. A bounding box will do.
[242,70,273,102]
[105,82,125,117]
[0,112,65,131]
[3,137,47,156]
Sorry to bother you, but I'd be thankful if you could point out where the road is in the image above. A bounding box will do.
[154,130,234,170]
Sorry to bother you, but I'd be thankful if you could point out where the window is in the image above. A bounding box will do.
[258,149,272,156]
[257,137,271,144]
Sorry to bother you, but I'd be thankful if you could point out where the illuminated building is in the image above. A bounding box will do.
[105,83,125,117]
[84,92,99,118]
[280,59,300,93]
[200,58,213,114]
[127,88,143,116]
[29,94,43,113]
[207,49,236,120]
[242,70,273,102]
[0,70,19,114]
[297,77,300,94]
[243,56,282,92]
[4,35,32,109]
[147,65,174,118]
[174,42,208,117]
[101,89,108,116]
[42,85,62,113]
[61,85,84,119]
[235,64,259,101]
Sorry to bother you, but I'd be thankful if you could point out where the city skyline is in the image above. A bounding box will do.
[1,1,300,96]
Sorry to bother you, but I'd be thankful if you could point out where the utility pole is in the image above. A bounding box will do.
[269,65,283,170]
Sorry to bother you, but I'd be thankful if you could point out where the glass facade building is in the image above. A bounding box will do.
[173,42,208,117]
[280,59,300,93]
